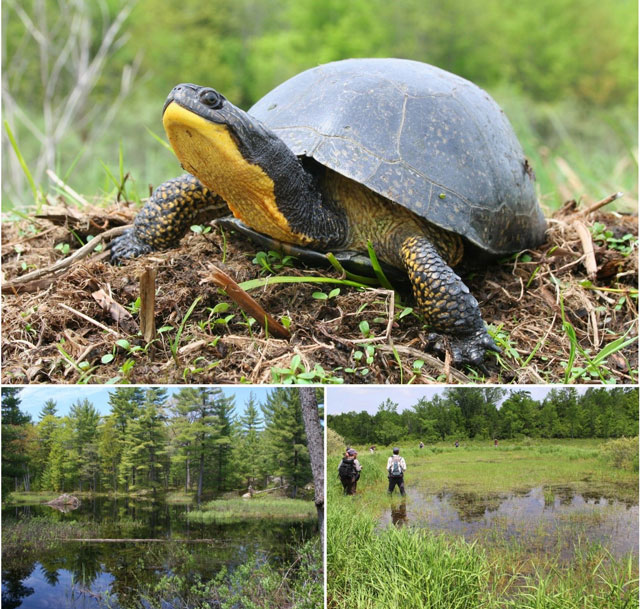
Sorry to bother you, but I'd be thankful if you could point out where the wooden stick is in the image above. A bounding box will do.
[572,220,598,280]
[59,303,120,336]
[577,192,623,217]
[2,225,129,288]
[46,169,92,208]
[139,267,157,343]
[205,265,291,339]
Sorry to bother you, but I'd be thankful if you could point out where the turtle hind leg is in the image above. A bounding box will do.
[401,234,500,367]
[110,174,228,262]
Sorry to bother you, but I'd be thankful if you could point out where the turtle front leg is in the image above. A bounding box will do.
[401,235,500,367]
[111,174,228,262]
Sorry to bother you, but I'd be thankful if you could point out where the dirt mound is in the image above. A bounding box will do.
[2,198,637,384]
[46,494,81,511]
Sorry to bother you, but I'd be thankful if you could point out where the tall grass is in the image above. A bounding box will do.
[327,441,639,608]
[329,502,489,609]
[186,498,316,523]
[334,439,638,500]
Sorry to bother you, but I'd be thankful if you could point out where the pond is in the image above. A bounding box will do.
[2,496,316,609]
[380,485,638,563]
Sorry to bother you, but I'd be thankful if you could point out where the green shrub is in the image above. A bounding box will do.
[600,437,639,471]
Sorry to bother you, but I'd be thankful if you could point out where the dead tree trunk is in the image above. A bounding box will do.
[300,388,324,539]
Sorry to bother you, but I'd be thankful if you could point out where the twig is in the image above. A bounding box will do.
[204,265,291,339]
[46,169,91,207]
[139,267,157,343]
[2,225,129,288]
[571,220,598,279]
[58,303,119,336]
[577,192,624,218]
[375,344,470,382]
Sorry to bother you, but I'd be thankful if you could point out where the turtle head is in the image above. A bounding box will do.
[162,83,313,243]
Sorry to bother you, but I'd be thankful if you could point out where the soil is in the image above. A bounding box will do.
[1,198,637,384]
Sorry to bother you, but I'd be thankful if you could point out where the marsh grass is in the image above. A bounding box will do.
[186,498,316,524]
[4,490,61,504]
[1,516,99,557]
[328,440,639,608]
[141,537,322,609]
[335,439,638,501]
[164,491,196,504]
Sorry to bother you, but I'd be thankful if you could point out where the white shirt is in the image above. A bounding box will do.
[386,455,407,473]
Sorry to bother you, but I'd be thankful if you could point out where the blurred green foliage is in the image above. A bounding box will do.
[2,0,637,210]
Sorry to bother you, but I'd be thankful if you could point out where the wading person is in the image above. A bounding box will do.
[338,449,362,495]
[387,447,407,496]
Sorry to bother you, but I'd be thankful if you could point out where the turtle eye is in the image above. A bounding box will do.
[199,88,224,109]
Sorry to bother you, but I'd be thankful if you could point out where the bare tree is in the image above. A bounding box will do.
[2,0,141,205]
[300,387,324,539]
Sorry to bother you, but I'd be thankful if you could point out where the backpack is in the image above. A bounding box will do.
[389,456,403,477]
[338,458,356,478]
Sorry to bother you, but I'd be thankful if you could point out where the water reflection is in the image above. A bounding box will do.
[390,501,408,527]
[2,497,315,609]
[380,486,638,562]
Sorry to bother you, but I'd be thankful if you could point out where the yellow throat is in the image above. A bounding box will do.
[163,101,309,244]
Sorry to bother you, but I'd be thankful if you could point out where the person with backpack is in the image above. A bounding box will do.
[386,447,407,496]
[338,448,362,495]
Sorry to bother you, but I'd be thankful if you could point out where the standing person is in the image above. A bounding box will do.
[455,440,459,448]
[386,447,407,496]
[494,438,498,448]
[338,449,362,495]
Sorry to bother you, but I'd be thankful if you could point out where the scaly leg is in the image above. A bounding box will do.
[111,174,227,262]
[401,235,499,366]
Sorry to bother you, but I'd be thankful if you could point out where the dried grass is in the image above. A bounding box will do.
[1,199,637,384]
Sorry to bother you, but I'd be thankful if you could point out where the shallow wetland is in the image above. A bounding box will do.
[2,495,316,609]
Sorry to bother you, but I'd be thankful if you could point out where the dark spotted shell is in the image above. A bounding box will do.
[249,58,546,254]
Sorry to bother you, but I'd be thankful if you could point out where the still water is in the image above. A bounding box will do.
[2,497,315,609]
[381,485,638,562]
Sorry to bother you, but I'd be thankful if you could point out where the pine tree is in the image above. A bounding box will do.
[1,388,32,494]
[39,399,57,419]
[211,391,236,492]
[174,387,220,504]
[111,388,145,491]
[262,388,311,498]
[69,398,101,491]
[238,392,264,487]
[119,389,167,492]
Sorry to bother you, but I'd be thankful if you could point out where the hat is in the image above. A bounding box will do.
[347,449,358,456]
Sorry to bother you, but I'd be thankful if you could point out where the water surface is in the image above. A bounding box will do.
[2,496,315,609]
[380,485,638,562]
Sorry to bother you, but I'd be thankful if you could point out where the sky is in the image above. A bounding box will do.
[15,386,279,419]
[326,386,594,415]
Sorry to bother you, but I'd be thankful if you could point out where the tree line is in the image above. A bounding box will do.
[327,388,639,446]
[1,387,316,503]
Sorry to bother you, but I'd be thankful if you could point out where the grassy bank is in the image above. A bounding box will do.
[144,537,322,609]
[328,500,638,609]
[1,516,100,557]
[187,498,317,524]
[334,439,638,503]
[328,439,639,608]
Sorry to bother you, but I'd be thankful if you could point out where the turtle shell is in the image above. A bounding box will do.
[249,58,546,254]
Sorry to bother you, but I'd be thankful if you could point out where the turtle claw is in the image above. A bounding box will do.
[427,326,499,370]
[110,228,153,263]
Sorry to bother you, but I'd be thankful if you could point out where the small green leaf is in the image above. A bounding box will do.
[359,320,370,336]
[101,353,115,364]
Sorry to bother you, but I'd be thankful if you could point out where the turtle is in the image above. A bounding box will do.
[111,58,547,366]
